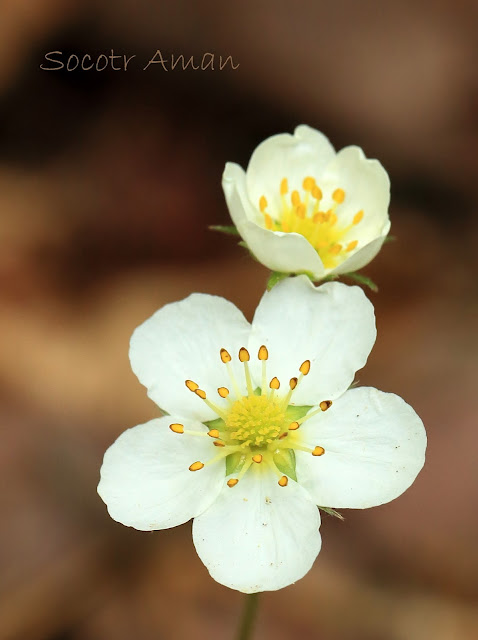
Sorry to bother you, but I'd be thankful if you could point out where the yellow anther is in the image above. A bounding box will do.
[264,213,273,229]
[279,432,288,440]
[332,188,345,204]
[299,360,311,375]
[185,380,199,392]
[258,345,269,361]
[227,478,239,488]
[330,243,342,255]
[295,204,306,219]
[320,400,332,411]
[289,377,298,390]
[312,446,325,457]
[252,454,263,463]
[291,190,301,206]
[169,423,184,434]
[207,429,220,438]
[218,386,229,398]
[303,176,315,191]
[195,389,206,399]
[289,421,300,431]
[239,347,250,362]
[278,475,288,487]
[220,348,232,363]
[346,240,358,252]
[353,210,364,225]
[312,185,322,200]
[280,177,289,195]
[259,195,268,212]
[269,377,280,390]
[329,212,338,226]
[189,461,204,471]
[213,441,225,447]
[313,212,325,224]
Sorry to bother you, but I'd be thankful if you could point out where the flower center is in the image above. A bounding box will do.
[258,176,363,269]
[169,346,331,488]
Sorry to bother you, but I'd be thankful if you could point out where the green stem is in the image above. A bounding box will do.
[236,592,260,640]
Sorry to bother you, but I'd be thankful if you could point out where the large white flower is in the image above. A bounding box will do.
[98,277,426,593]
[222,125,391,279]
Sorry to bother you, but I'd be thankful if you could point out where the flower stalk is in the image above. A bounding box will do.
[236,593,260,640]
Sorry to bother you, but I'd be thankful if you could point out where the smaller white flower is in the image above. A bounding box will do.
[222,125,391,279]
[98,277,426,593]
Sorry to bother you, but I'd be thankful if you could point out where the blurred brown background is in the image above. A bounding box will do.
[1,1,478,639]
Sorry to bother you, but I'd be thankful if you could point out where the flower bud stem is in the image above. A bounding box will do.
[236,592,260,640]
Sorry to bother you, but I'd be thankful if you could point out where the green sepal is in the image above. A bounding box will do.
[383,234,396,244]
[225,451,244,475]
[273,448,297,482]
[319,506,345,520]
[266,271,289,290]
[208,224,240,236]
[284,404,312,422]
[204,417,226,431]
[342,272,378,292]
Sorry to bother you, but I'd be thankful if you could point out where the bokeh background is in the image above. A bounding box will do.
[1,1,478,639]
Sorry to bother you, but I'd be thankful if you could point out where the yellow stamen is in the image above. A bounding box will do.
[332,188,345,204]
[346,240,358,252]
[295,204,306,219]
[195,389,206,399]
[269,377,280,390]
[330,243,342,255]
[264,213,273,229]
[303,176,315,191]
[185,380,199,392]
[289,377,298,390]
[207,429,220,438]
[278,475,288,487]
[291,190,301,207]
[227,478,239,488]
[353,210,364,225]
[288,421,300,431]
[299,360,311,375]
[213,441,225,447]
[239,347,250,362]
[258,345,269,360]
[169,423,184,434]
[220,348,232,363]
[218,386,229,398]
[252,454,263,463]
[259,195,268,212]
[312,185,322,200]
[280,178,288,195]
[189,461,204,471]
[278,432,288,440]
[312,446,325,457]
[320,400,332,411]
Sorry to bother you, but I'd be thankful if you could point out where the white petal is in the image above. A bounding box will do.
[223,163,325,277]
[246,126,336,216]
[320,146,390,238]
[249,277,376,404]
[296,387,427,509]
[129,292,251,420]
[193,468,321,592]
[98,417,225,531]
[332,228,391,275]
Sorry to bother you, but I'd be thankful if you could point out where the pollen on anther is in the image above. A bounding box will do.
[227,478,239,488]
[269,377,280,390]
[279,432,288,440]
[264,213,273,229]
[303,176,315,191]
[320,400,332,411]
[169,423,184,434]
[259,195,268,212]
[207,429,220,438]
[189,461,205,471]
[185,380,199,392]
[218,387,229,398]
[353,210,364,225]
[295,204,306,219]
[195,389,207,399]
[280,178,288,195]
[333,188,345,204]
[291,190,301,207]
[330,243,342,255]
[289,421,300,431]
[312,446,325,457]
[220,348,232,363]
[312,185,322,200]
[346,240,358,252]
[258,345,269,361]
[252,454,263,463]
[213,441,225,447]
[278,476,288,487]
[299,360,311,375]
[289,377,298,389]
[239,347,250,362]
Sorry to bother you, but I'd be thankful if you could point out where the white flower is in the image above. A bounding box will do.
[222,125,391,279]
[98,277,426,593]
